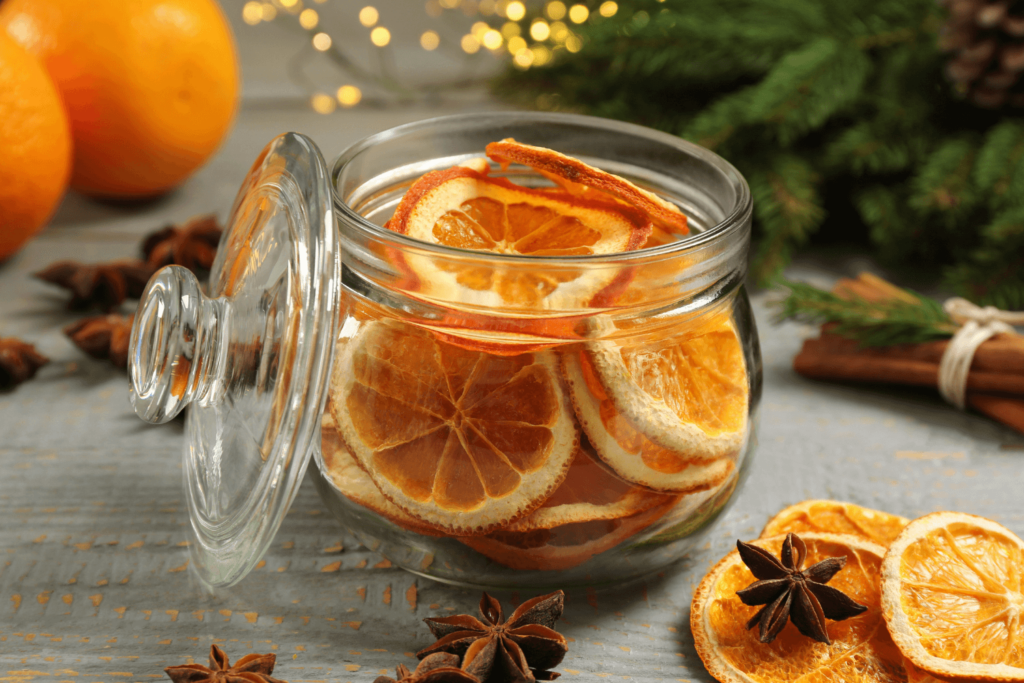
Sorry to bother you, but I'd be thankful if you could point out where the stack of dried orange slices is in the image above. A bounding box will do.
[691,500,1024,683]
[321,139,750,571]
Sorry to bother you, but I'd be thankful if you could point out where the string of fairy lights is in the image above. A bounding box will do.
[241,0,661,112]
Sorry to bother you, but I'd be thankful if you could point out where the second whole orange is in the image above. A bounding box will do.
[0,0,239,199]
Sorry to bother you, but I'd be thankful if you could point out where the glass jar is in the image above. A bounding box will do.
[128,112,760,590]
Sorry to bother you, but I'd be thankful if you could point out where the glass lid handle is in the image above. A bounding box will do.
[128,265,227,424]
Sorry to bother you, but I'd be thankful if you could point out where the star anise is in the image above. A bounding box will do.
[35,259,155,312]
[64,313,134,369]
[417,591,568,683]
[375,653,480,683]
[736,533,868,645]
[0,337,49,389]
[164,644,285,683]
[142,214,223,276]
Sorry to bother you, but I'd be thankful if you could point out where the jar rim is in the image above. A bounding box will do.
[330,111,752,265]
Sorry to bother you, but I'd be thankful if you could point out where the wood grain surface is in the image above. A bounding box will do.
[2,21,1023,681]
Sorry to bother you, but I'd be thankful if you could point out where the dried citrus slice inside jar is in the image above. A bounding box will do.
[320,409,443,537]
[329,319,578,536]
[561,318,747,492]
[762,500,909,547]
[691,532,906,683]
[881,512,1024,682]
[386,166,652,308]
[485,138,689,235]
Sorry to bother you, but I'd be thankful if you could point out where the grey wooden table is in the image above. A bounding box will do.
[2,5,1023,680]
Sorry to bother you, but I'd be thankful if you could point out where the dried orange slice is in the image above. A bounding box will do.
[503,436,675,532]
[692,532,906,683]
[320,410,443,537]
[762,500,909,547]
[387,165,651,308]
[329,319,578,536]
[881,512,1024,682]
[485,138,689,235]
[903,659,959,683]
[459,498,676,572]
[561,318,746,492]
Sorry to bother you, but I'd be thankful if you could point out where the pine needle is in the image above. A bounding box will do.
[774,280,959,346]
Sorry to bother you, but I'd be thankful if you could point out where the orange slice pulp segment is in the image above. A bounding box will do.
[485,138,689,236]
[761,500,909,547]
[881,512,1024,682]
[691,532,905,683]
[329,319,578,536]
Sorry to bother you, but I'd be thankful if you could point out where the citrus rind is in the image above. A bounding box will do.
[881,511,1024,682]
[691,532,902,683]
[761,500,909,547]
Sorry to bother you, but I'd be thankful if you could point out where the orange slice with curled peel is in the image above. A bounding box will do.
[761,500,909,547]
[881,512,1024,682]
[320,410,443,537]
[691,532,906,683]
[329,319,578,536]
[386,166,651,308]
[485,138,689,235]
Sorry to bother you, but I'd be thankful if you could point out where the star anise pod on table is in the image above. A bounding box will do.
[0,337,49,390]
[375,653,479,683]
[417,591,568,683]
[164,644,285,683]
[35,259,155,312]
[64,313,134,369]
[142,214,223,276]
[736,533,868,645]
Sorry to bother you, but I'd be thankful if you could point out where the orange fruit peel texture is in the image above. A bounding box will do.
[761,500,910,547]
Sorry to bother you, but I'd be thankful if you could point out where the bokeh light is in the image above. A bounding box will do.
[420,30,440,50]
[550,21,568,42]
[337,85,362,107]
[425,0,443,17]
[568,4,588,23]
[472,21,490,37]
[461,34,481,53]
[242,1,262,25]
[479,0,496,15]
[565,33,583,51]
[501,21,521,38]
[312,32,332,50]
[311,93,336,114]
[482,29,503,49]
[506,1,526,21]
[513,48,534,68]
[359,6,379,26]
[546,1,566,20]
[530,20,550,41]
[532,44,552,65]
[507,35,527,54]
[440,0,460,8]
[261,3,277,20]
[598,1,617,17]
[299,8,319,28]
[370,26,391,46]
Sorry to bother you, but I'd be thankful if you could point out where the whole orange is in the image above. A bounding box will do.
[0,33,71,261]
[0,0,239,198]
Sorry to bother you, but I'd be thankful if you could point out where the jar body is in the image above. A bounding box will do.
[315,113,760,589]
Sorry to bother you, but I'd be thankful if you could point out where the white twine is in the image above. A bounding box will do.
[937,298,1024,409]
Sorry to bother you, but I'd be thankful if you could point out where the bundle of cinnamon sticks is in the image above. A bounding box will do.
[793,273,1024,435]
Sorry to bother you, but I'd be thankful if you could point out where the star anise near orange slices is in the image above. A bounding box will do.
[142,214,223,276]
[64,313,133,369]
[375,653,480,683]
[35,259,155,311]
[736,532,868,645]
[0,337,49,389]
[417,591,568,683]
[164,644,285,683]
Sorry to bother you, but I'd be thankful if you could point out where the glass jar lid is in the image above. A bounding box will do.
[128,133,340,587]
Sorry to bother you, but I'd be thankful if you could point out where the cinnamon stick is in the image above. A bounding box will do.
[967,394,1024,435]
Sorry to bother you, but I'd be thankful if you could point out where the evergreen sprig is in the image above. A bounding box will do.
[494,0,1024,305]
[775,280,959,346]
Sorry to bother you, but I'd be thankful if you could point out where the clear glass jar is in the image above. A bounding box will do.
[128,112,760,590]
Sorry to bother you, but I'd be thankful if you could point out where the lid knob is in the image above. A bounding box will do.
[129,265,228,424]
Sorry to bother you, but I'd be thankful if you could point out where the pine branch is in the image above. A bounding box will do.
[775,280,959,346]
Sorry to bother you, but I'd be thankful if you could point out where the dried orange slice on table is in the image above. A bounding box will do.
[459,438,679,570]
[329,320,578,536]
[692,532,907,683]
[762,500,909,547]
[562,317,747,492]
[387,165,652,308]
[881,512,1024,682]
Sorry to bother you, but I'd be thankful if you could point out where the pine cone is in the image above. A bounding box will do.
[941,0,1024,108]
